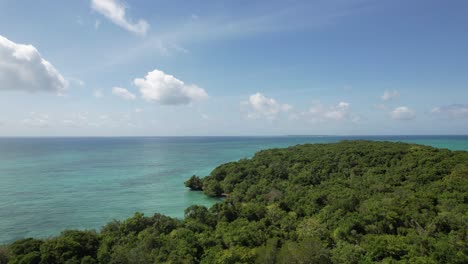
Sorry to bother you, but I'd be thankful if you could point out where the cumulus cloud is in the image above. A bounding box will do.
[431,104,468,118]
[307,101,359,122]
[91,0,149,35]
[0,35,67,93]
[244,92,291,120]
[390,106,415,120]
[381,90,400,101]
[134,69,208,105]
[112,87,136,100]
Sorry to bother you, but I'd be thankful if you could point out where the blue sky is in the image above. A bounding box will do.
[0,0,467,136]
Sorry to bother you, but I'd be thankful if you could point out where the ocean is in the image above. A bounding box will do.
[0,135,467,243]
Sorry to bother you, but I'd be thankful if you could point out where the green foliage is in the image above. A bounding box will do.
[0,246,10,264]
[39,230,99,264]
[277,237,331,264]
[6,141,468,263]
[7,238,43,264]
[185,205,216,228]
[185,175,204,191]
[202,179,223,197]
[9,239,43,257]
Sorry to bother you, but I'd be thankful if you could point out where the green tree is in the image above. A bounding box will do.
[185,175,204,191]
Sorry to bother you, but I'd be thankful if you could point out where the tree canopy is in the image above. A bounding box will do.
[2,141,467,263]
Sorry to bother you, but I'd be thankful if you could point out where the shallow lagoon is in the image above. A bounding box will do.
[1,135,467,243]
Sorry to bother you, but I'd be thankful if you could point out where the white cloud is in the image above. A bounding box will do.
[282,104,293,112]
[134,69,208,105]
[61,112,98,127]
[69,78,85,87]
[99,114,109,120]
[381,90,400,101]
[375,104,388,110]
[21,112,50,127]
[95,20,101,29]
[0,35,68,93]
[101,1,371,64]
[390,106,415,120]
[431,104,468,118]
[93,89,104,98]
[63,112,115,128]
[91,0,149,35]
[307,101,358,122]
[244,92,291,120]
[134,108,143,113]
[112,86,136,100]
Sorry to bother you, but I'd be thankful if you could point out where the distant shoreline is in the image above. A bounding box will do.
[0,134,467,139]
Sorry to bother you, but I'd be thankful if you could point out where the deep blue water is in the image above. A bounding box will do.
[0,135,467,243]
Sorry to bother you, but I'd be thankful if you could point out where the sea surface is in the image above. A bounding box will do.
[0,135,467,243]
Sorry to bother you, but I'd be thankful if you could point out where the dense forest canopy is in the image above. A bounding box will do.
[1,141,467,263]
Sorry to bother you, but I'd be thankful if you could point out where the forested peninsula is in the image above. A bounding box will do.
[1,141,467,263]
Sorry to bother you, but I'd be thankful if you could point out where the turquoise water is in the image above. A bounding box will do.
[0,136,467,243]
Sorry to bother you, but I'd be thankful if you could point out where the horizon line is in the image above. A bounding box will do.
[0,134,467,139]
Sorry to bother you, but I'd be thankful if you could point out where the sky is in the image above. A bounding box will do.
[0,0,467,136]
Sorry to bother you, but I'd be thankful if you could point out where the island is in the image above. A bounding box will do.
[1,141,467,263]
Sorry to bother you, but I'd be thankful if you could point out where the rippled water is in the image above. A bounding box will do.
[1,135,467,243]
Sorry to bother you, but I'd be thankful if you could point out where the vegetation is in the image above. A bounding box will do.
[185,175,204,191]
[1,141,467,263]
